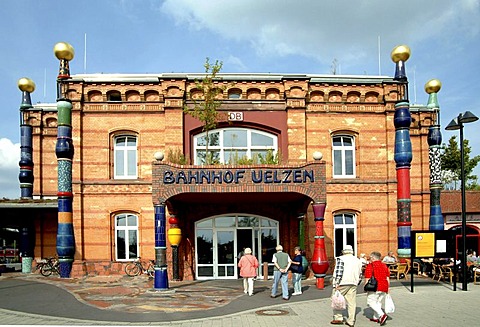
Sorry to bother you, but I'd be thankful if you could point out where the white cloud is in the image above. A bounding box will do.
[0,138,20,199]
[160,0,480,69]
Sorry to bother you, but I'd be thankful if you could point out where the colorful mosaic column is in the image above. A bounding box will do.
[154,204,169,289]
[54,42,76,278]
[310,202,329,289]
[391,45,412,259]
[18,78,36,273]
[425,79,444,230]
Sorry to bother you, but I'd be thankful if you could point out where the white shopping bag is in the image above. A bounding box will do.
[385,294,395,314]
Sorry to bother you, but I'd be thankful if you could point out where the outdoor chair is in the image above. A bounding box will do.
[390,263,408,279]
[437,265,454,284]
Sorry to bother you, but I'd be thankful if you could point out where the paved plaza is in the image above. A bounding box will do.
[0,272,478,326]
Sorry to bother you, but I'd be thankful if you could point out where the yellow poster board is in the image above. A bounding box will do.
[415,233,435,257]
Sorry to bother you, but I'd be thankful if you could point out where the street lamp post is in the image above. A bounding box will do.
[445,111,479,291]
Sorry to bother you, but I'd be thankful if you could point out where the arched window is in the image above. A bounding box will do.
[193,127,277,165]
[332,134,355,178]
[115,213,138,261]
[333,212,357,257]
[107,91,122,102]
[114,135,138,179]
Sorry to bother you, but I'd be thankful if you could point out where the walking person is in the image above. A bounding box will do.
[237,247,259,296]
[290,246,304,295]
[271,244,291,300]
[364,251,390,326]
[331,245,363,326]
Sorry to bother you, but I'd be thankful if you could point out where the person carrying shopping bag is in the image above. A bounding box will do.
[364,251,390,326]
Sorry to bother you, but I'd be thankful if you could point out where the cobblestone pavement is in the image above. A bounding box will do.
[1,272,479,326]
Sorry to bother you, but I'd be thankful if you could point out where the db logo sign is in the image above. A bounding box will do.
[228,112,244,121]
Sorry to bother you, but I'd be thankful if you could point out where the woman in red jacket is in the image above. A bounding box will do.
[238,247,259,296]
[364,251,390,326]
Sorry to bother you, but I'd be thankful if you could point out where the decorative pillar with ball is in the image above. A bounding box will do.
[18,77,36,273]
[425,79,444,230]
[391,45,412,259]
[167,214,182,281]
[54,42,76,278]
[309,151,329,289]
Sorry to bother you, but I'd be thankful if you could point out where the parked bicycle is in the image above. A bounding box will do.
[124,257,155,277]
[38,257,60,277]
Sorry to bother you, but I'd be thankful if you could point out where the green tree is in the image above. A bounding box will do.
[441,135,480,189]
[183,58,226,165]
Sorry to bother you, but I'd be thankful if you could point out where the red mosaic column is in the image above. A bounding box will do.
[310,202,329,289]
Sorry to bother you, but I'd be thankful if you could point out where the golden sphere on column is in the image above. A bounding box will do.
[424,79,442,94]
[54,42,75,61]
[17,77,36,93]
[391,45,411,63]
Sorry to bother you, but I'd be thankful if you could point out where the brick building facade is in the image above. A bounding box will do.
[14,72,471,279]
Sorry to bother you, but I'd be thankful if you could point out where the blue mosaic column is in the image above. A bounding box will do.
[17,78,36,273]
[154,204,169,289]
[18,78,35,199]
[54,42,75,278]
[425,79,444,230]
[391,45,412,259]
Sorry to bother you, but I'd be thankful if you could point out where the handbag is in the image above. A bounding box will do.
[364,263,378,292]
[385,294,395,314]
[331,290,346,310]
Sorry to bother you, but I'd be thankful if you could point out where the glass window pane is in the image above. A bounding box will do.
[116,137,125,146]
[251,132,274,146]
[346,228,355,252]
[238,216,258,227]
[127,150,136,175]
[345,150,353,175]
[115,150,124,176]
[198,266,213,277]
[127,215,137,226]
[334,215,343,224]
[127,137,136,147]
[224,129,247,147]
[333,150,342,175]
[261,228,277,263]
[343,137,353,146]
[344,214,354,225]
[261,219,277,227]
[334,228,343,257]
[197,135,207,147]
[197,219,212,228]
[218,265,226,276]
[333,136,342,146]
[117,230,126,260]
[215,216,235,227]
[225,150,247,164]
[217,231,234,264]
[128,230,137,259]
[197,230,213,264]
[207,132,220,146]
[117,215,126,226]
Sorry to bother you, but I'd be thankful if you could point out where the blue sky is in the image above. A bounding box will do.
[1,0,479,199]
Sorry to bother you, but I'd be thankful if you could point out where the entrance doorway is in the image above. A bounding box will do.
[195,214,278,280]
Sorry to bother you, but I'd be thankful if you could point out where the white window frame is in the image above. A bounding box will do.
[114,135,138,179]
[332,134,356,178]
[115,213,139,261]
[333,212,357,257]
[193,127,278,165]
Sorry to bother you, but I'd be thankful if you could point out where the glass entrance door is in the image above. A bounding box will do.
[195,214,278,280]
[216,230,236,278]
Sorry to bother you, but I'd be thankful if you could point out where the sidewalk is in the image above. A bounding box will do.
[0,272,479,326]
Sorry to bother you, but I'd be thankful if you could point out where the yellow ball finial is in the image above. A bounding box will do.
[391,45,411,63]
[18,77,36,93]
[424,79,442,94]
[54,42,75,61]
